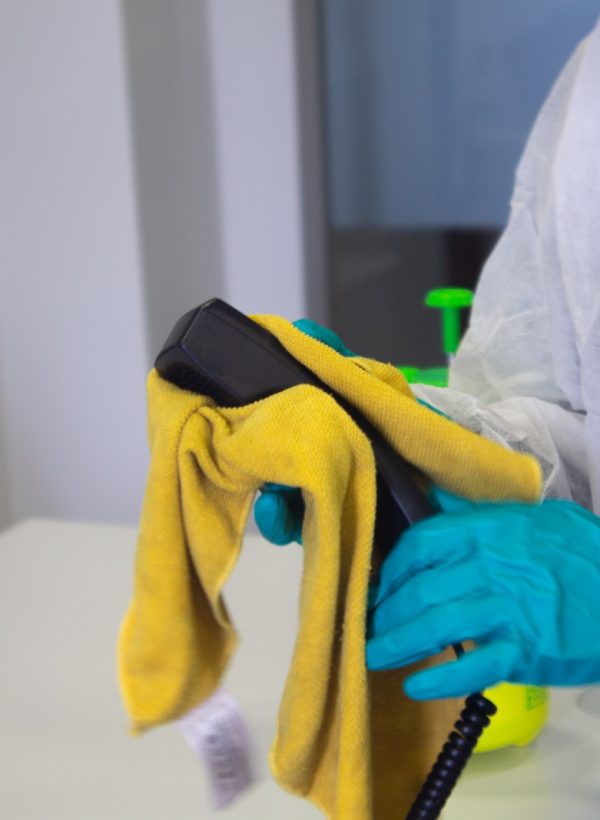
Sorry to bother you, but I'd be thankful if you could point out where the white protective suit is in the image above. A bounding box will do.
[414,19,600,513]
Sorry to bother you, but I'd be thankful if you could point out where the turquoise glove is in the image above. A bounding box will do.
[255,483,305,545]
[291,318,355,357]
[253,319,354,545]
[367,491,600,700]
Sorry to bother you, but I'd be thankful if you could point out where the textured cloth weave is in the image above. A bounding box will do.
[118,314,541,818]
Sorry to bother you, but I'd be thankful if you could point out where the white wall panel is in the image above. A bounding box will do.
[0,0,149,525]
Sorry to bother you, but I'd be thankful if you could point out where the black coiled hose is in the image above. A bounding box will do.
[405,674,497,819]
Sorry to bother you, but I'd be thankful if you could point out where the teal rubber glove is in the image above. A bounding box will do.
[255,483,305,545]
[253,319,354,545]
[367,490,600,700]
[292,318,355,358]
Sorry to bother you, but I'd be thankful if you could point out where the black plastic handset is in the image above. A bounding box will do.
[155,298,433,556]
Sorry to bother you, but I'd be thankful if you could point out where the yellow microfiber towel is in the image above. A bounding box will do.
[118,314,542,819]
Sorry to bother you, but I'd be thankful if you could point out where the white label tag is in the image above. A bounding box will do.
[178,689,256,809]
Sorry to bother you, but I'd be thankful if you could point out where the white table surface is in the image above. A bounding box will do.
[1,519,600,819]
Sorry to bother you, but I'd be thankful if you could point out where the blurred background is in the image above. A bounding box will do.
[0,0,598,532]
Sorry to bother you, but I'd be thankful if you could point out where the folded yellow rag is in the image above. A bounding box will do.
[118,314,542,819]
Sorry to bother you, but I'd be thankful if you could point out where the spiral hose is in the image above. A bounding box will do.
[405,691,497,819]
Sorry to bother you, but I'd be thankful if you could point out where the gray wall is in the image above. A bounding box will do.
[0,0,318,529]
[0,364,10,528]
[121,0,327,354]
[120,0,225,360]
[323,0,600,227]
[0,0,150,527]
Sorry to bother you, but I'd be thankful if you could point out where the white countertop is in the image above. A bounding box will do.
[1,518,599,819]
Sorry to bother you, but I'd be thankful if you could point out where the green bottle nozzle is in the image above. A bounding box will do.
[424,288,473,357]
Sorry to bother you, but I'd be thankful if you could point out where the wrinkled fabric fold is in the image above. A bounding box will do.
[118,314,541,818]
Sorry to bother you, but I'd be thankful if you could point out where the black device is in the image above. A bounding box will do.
[155,297,496,819]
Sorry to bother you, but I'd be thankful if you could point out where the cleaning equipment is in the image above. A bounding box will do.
[256,306,549,752]
[155,299,493,819]
[401,288,549,753]
[119,299,541,819]
[398,288,473,387]
[474,682,548,753]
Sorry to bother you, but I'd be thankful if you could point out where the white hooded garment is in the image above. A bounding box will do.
[414,19,600,512]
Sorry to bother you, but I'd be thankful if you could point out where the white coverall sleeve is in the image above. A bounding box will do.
[413,18,600,513]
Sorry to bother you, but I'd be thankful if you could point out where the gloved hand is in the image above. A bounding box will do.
[254,483,305,545]
[254,319,354,545]
[367,490,600,700]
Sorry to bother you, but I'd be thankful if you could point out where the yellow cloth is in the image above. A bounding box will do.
[118,315,542,819]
